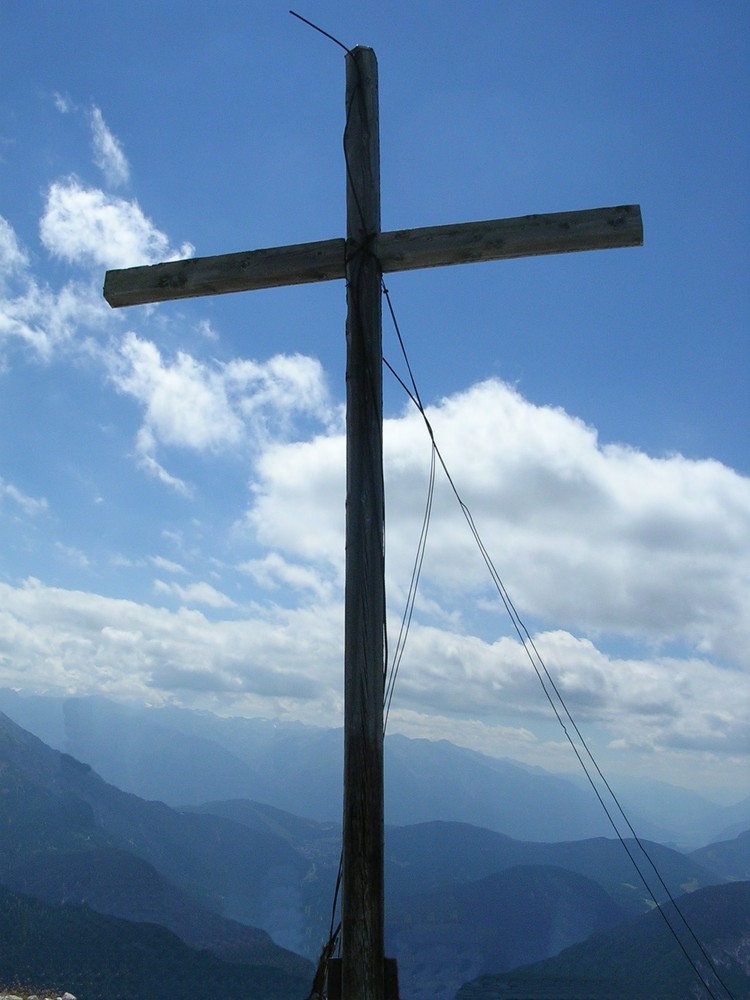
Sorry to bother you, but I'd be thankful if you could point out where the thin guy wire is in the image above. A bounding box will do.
[384,444,434,725]
[381,350,732,1000]
[381,349,731,1000]
[381,274,432,722]
[287,10,367,241]
[343,67,369,250]
[384,442,436,733]
[289,10,352,54]
[380,283,735,1000]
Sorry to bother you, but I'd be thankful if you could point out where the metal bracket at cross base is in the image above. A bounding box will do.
[326,958,400,1000]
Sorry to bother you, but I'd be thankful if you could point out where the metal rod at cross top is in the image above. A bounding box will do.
[104,44,642,1000]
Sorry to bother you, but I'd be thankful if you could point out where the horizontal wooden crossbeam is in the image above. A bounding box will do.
[103,204,642,308]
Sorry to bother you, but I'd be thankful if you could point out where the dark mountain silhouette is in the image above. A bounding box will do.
[4,846,310,976]
[387,864,625,1000]
[0,711,316,962]
[0,883,309,1000]
[455,880,750,1000]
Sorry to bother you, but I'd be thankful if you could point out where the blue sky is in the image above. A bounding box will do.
[0,1,748,802]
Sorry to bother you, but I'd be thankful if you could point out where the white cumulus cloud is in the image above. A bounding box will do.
[113,333,245,453]
[0,214,112,359]
[246,379,750,667]
[40,178,194,270]
[0,578,340,713]
[0,577,746,792]
[109,333,335,490]
[238,552,333,601]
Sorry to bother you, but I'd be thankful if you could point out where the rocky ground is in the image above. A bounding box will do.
[0,993,76,1000]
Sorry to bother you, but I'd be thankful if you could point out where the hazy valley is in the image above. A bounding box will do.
[0,691,748,1000]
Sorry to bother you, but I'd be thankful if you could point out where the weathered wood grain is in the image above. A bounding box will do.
[377,204,643,272]
[103,205,642,308]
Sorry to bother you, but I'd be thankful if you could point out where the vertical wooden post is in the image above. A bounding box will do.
[342,45,385,1000]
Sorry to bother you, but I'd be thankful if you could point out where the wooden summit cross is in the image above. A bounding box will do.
[104,47,642,1000]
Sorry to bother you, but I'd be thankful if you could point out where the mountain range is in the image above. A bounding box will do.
[0,694,748,1000]
[1,688,746,847]
[455,880,750,1000]
[0,883,308,1000]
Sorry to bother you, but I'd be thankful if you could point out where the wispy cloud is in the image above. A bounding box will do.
[55,542,90,569]
[53,92,75,114]
[0,271,111,360]
[153,579,237,609]
[133,426,193,498]
[226,353,335,438]
[90,106,130,187]
[0,478,48,517]
[0,217,29,278]
[196,319,219,341]
[150,555,188,575]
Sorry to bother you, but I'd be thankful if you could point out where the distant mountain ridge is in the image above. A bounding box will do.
[188,806,732,1000]
[1,688,744,846]
[0,707,747,1000]
[382,820,718,917]
[690,828,750,883]
[0,711,315,965]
